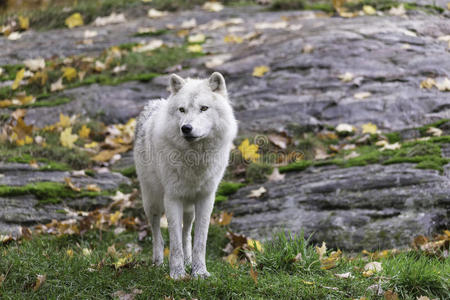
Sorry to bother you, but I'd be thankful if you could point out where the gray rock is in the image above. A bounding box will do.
[219,164,450,250]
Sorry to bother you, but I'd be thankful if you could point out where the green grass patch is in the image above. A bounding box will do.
[215,181,245,202]
[117,166,137,178]
[270,0,334,12]
[0,181,104,204]
[0,226,447,299]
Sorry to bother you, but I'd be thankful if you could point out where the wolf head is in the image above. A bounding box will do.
[165,72,237,147]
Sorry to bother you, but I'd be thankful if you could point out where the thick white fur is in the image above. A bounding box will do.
[134,72,238,279]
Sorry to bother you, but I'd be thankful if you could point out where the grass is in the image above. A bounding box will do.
[270,0,334,12]
[0,226,448,299]
[0,181,104,204]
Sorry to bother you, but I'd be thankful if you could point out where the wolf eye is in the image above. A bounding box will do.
[200,106,209,112]
[179,107,185,113]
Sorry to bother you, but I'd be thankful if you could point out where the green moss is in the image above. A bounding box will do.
[85,170,95,177]
[217,181,245,196]
[385,132,401,143]
[0,181,103,204]
[133,29,170,37]
[418,119,449,136]
[118,166,137,178]
[246,163,273,183]
[279,160,312,173]
[214,194,228,203]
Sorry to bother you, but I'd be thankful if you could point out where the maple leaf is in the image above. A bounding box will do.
[60,127,78,148]
[18,16,29,30]
[65,13,84,28]
[252,66,269,77]
[12,68,25,90]
[62,67,77,81]
[238,139,260,162]
[78,124,91,139]
[362,122,377,134]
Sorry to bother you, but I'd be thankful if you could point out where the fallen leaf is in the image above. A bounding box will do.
[338,72,354,82]
[247,238,263,252]
[65,13,84,28]
[203,2,224,12]
[335,272,354,279]
[82,248,92,256]
[94,61,106,72]
[267,168,285,182]
[66,249,74,257]
[363,5,377,15]
[302,44,314,54]
[384,290,399,300]
[58,113,72,128]
[354,92,371,99]
[344,151,360,160]
[50,77,65,92]
[389,4,406,16]
[65,177,81,192]
[224,34,243,44]
[247,186,266,198]
[238,139,260,162]
[187,44,203,53]
[188,33,206,43]
[364,261,382,273]
[18,16,29,30]
[93,12,126,26]
[7,32,22,40]
[164,248,170,257]
[84,141,99,148]
[133,40,164,52]
[62,67,77,81]
[293,253,303,262]
[33,274,46,291]
[250,265,258,285]
[0,274,5,287]
[420,78,436,89]
[427,127,442,137]
[84,30,98,39]
[314,148,331,160]
[362,122,377,134]
[78,124,91,138]
[252,65,269,77]
[147,9,168,18]
[12,68,25,90]
[379,142,401,151]
[92,145,131,162]
[24,58,45,71]
[316,242,327,260]
[60,127,78,148]
[113,288,143,300]
[109,211,123,226]
[181,18,197,29]
[268,134,289,149]
[85,184,101,192]
[218,211,233,226]
[435,77,450,91]
[336,123,355,133]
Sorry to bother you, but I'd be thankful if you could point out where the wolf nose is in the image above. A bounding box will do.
[181,124,193,134]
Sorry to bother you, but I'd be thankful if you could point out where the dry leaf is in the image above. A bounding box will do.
[426,127,442,137]
[380,142,401,151]
[224,34,243,44]
[187,44,203,53]
[338,72,354,82]
[247,186,266,198]
[293,253,302,262]
[363,5,376,15]
[218,211,233,226]
[7,32,22,40]
[133,40,163,52]
[389,4,406,16]
[147,9,168,18]
[60,127,78,148]
[164,248,170,257]
[18,16,29,30]
[252,65,269,77]
[33,274,46,291]
[435,77,450,91]
[78,124,91,138]
[336,123,354,133]
[362,122,377,134]
[364,261,382,273]
[302,44,314,54]
[384,290,399,300]
[24,58,45,71]
[65,13,84,28]
[314,148,331,160]
[420,78,436,89]
[65,177,81,192]
[335,272,354,279]
[354,92,371,99]
[188,33,206,43]
[113,288,143,300]
[12,68,25,90]
[94,61,106,72]
[203,2,224,12]
[93,13,126,26]
[316,242,327,260]
[247,238,263,252]
[250,265,258,285]
[86,184,101,192]
[267,168,285,182]
[82,248,92,256]
[268,134,289,149]
[62,67,77,81]
[50,77,65,92]
[181,18,197,29]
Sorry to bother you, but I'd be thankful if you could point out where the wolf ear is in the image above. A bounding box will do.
[169,74,185,94]
[208,72,227,95]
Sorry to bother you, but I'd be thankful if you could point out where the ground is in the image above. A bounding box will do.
[0,0,449,298]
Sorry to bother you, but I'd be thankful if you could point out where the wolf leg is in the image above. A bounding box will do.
[183,204,195,267]
[192,193,214,278]
[165,197,186,279]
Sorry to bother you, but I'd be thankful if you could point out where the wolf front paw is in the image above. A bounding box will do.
[153,257,164,266]
[192,269,211,279]
[170,269,187,280]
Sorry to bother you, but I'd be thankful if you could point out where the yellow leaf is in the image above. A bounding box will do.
[33,274,46,291]
[62,67,77,81]
[18,16,29,30]
[188,33,206,44]
[17,94,36,105]
[363,5,376,15]
[66,249,74,257]
[224,252,238,267]
[420,78,436,89]
[315,242,327,260]
[164,247,170,257]
[109,211,123,225]
[302,280,314,285]
[187,44,203,53]
[247,238,263,252]
[86,184,101,192]
[252,66,269,77]
[60,127,78,148]
[24,135,33,144]
[224,34,243,44]
[65,13,84,29]
[0,100,12,108]
[362,122,377,134]
[84,141,98,149]
[58,113,71,128]
[78,124,91,139]
[218,211,233,226]
[238,139,260,162]
[65,177,81,192]
[12,68,25,90]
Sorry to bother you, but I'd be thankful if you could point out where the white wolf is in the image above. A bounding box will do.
[134,72,237,279]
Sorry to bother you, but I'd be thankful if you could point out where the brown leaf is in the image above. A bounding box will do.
[268,134,289,149]
[20,226,32,240]
[250,265,258,285]
[65,177,81,192]
[33,274,46,291]
[218,211,233,226]
[384,290,399,300]
[413,235,428,249]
